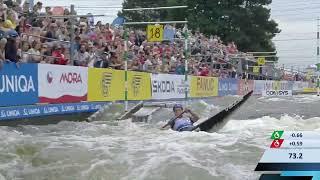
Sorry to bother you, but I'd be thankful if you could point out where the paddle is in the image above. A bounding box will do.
[161,110,187,130]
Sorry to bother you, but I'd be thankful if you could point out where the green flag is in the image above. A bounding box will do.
[317,63,320,71]
[271,130,284,140]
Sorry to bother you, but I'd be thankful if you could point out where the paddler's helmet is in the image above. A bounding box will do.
[173,104,183,111]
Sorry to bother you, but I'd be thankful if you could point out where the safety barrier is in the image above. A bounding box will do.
[0,62,311,107]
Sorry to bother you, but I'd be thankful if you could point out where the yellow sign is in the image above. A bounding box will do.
[88,68,124,101]
[303,88,317,93]
[257,57,266,65]
[128,71,151,100]
[253,66,260,73]
[147,25,163,42]
[190,76,218,97]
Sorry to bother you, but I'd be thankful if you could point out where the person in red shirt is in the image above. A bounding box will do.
[52,45,68,65]
[199,64,210,76]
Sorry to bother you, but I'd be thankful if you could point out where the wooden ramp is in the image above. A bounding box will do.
[131,107,161,122]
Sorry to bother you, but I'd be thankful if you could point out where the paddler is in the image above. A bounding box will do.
[161,104,200,132]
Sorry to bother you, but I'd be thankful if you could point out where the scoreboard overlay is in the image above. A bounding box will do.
[256,131,320,180]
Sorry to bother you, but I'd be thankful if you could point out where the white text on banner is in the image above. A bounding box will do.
[38,64,88,103]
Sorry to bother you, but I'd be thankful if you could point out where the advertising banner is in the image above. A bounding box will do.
[88,68,124,101]
[0,63,38,106]
[38,64,88,103]
[128,71,151,100]
[292,81,308,93]
[253,80,293,95]
[190,76,218,97]
[238,79,254,95]
[0,102,108,121]
[262,90,293,97]
[151,74,189,100]
[218,78,238,96]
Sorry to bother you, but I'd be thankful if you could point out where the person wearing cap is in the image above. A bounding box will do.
[162,104,199,132]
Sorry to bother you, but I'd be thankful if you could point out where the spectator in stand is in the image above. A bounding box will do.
[199,64,210,76]
[0,38,6,69]
[40,43,50,63]
[94,51,109,68]
[18,41,30,62]
[33,2,43,15]
[74,44,89,66]
[28,40,41,63]
[52,45,67,65]
[175,59,185,75]
[5,33,18,62]
[45,23,58,42]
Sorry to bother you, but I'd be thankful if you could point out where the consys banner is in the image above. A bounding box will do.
[190,76,218,97]
[253,80,293,95]
[38,64,88,103]
[151,74,189,100]
[0,63,38,106]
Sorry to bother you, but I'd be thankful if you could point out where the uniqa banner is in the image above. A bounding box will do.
[128,71,151,100]
[218,78,238,96]
[38,64,88,103]
[88,68,124,101]
[151,74,189,100]
[0,102,108,120]
[0,62,38,106]
[190,76,218,97]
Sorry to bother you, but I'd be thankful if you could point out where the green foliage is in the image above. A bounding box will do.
[119,0,280,53]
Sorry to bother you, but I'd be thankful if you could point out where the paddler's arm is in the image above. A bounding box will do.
[161,119,174,130]
[185,109,200,122]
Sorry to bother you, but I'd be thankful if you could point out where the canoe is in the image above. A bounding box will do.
[192,90,253,132]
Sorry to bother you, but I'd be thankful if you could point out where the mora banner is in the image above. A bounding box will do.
[218,78,238,96]
[0,63,38,106]
[128,71,151,100]
[190,76,218,97]
[88,68,124,101]
[38,64,88,103]
[151,74,189,100]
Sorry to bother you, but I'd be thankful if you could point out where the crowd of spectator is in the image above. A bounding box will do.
[0,0,305,81]
[0,0,243,78]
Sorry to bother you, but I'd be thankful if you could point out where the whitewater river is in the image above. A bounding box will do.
[0,95,320,180]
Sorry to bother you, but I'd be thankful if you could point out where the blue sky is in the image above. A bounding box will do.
[270,0,318,70]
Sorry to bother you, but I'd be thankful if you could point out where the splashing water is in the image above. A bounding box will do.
[0,95,319,180]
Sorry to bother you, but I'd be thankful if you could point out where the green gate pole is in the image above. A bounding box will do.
[183,24,189,106]
[123,28,129,111]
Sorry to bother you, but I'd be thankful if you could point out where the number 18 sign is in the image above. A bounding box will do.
[147,24,163,42]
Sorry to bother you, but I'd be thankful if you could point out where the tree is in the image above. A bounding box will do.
[118,0,280,53]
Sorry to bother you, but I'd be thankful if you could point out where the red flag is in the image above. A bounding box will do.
[270,139,284,148]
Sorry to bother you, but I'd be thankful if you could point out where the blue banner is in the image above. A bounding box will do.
[0,102,109,121]
[164,25,175,42]
[218,78,238,96]
[0,63,38,106]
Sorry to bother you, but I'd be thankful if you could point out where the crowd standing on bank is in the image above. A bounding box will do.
[0,0,306,81]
